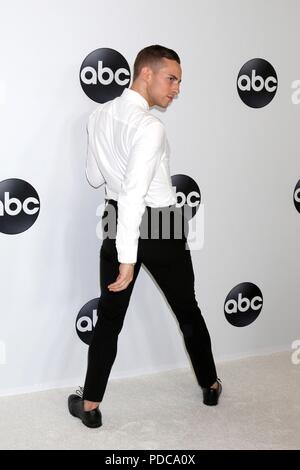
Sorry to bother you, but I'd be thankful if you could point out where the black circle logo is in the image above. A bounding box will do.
[76,298,99,345]
[171,174,201,220]
[0,178,40,235]
[224,282,263,327]
[171,174,201,240]
[80,48,131,103]
[293,179,300,213]
[237,58,278,108]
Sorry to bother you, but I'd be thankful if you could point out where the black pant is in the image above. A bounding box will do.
[82,199,217,402]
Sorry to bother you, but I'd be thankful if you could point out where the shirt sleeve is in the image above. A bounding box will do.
[116,120,166,263]
[85,119,105,188]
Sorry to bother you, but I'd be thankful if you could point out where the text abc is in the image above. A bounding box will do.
[81,61,130,86]
[238,70,277,92]
[175,190,200,207]
[0,192,39,216]
[225,293,263,314]
[77,310,98,332]
[294,187,300,203]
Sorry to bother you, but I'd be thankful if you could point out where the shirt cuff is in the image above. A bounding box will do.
[116,243,138,264]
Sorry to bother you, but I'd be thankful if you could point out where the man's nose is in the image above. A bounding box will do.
[174,83,180,95]
[173,84,180,95]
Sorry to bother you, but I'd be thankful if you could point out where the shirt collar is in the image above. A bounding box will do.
[121,88,150,110]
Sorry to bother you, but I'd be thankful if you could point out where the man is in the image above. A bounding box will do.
[68,45,222,428]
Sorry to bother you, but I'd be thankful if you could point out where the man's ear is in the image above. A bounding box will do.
[140,65,153,84]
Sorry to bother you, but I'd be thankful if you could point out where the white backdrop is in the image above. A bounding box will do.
[0,0,299,396]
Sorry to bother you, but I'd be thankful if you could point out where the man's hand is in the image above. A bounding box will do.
[107,263,135,292]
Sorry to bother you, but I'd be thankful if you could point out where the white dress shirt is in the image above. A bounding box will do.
[86,87,177,263]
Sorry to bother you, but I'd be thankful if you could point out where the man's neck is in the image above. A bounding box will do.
[130,84,151,107]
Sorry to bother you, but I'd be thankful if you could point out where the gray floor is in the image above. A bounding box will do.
[0,351,299,450]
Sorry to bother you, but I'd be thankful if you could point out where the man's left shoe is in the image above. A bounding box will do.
[68,387,102,428]
[202,378,222,406]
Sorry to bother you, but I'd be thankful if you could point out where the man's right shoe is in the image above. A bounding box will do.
[202,378,222,406]
[68,390,102,428]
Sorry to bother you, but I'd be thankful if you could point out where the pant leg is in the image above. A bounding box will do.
[82,237,142,402]
[139,237,217,388]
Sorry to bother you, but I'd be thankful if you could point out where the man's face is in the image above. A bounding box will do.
[146,58,182,108]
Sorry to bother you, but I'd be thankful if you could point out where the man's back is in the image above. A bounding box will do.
[86,88,176,208]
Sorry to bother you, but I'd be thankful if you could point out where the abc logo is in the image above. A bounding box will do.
[237,58,278,108]
[224,282,263,327]
[0,178,40,234]
[171,174,201,239]
[76,298,100,345]
[80,48,131,103]
[293,179,300,213]
[171,174,201,220]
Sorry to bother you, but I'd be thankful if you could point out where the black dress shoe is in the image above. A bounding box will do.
[202,378,222,406]
[68,393,102,428]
